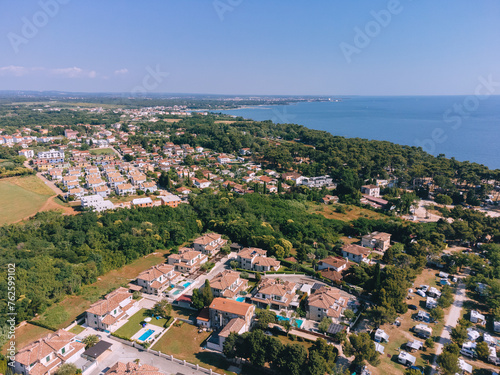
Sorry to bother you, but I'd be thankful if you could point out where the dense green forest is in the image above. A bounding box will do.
[0,147,32,178]
[0,205,199,325]
[1,188,499,328]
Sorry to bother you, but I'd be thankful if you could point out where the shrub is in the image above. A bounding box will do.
[425,338,434,348]
[164,317,175,328]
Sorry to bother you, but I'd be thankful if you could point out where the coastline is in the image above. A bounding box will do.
[214,97,500,170]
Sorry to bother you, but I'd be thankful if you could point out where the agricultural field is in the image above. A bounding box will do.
[0,175,56,225]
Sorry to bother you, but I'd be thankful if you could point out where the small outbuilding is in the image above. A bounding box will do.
[81,340,112,361]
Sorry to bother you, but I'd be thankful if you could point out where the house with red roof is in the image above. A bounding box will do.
[85,287,138,331]
[237,247,281,272]
[306,286,348,322]
[13,329,85,375]
[250,278,298,310]
[106,361,165,375]
[167,248,208,274]
[193,233,227,257]
[136,264,179,296]
[341,244,371,264]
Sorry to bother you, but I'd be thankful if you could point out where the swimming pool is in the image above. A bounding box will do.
[182,281,192,288]
[172,289,181,295]
[235,297,245,302]
[276,315,304,328]
[138,329,155,341]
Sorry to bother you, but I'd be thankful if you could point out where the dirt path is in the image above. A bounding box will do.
[431,277,467,372]
[35,171,65,195]
[14,195,78,223]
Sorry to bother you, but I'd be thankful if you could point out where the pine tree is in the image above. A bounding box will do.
[202,279,214,306]
[373,262,381,292]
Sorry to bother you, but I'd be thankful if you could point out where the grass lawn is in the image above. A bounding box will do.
[1,323,52,355]
[69,324,85,335]
[32,252,168,330]
[275,334,314,350]
[36,305,71,329]
[0,175,54,225]
[307,202,387,222]
[114,309,168,339]
[171,306,197,321]
[89,148,115,155]
[413,268,439,289]
[152,322,231,374]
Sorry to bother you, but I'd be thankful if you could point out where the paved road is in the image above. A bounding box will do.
[432,278,467,371]
[187,252,236,293]
[262,273,328,286]
[81,326,220,375]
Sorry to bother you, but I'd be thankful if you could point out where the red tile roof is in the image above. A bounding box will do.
[209,297,254,317]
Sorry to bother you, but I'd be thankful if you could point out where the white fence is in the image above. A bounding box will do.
[110,335,222,375]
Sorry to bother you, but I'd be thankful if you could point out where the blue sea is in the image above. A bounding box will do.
[220,96,500,170]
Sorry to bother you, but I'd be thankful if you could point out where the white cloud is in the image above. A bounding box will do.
[0,65,42,76]
[50,66,97,78]
[0,65,97,78]
[114,68,129,75]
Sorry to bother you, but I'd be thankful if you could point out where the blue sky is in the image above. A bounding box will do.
[0,0,499,95]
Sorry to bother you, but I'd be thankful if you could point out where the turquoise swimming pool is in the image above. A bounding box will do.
[235,297,245,302]
[276,315,304,328]
[182,281,192,288]
[138,329,155,341]
[172,289,181,295]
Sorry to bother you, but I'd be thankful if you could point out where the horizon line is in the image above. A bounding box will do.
[1,90,499,98]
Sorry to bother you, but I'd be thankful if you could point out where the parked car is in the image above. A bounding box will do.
[416,290,426,297]
[408,304,418,310]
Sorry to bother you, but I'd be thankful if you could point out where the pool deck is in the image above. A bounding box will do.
[131,323,160,343]
[276,316,304,328]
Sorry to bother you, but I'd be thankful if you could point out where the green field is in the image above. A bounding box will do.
[89,148,115,155]
[0,175,55,225]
